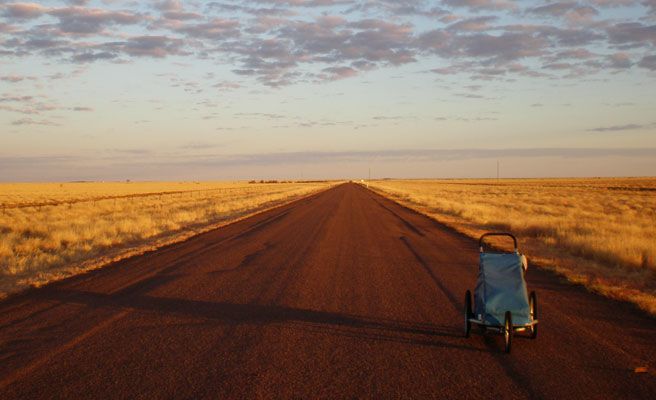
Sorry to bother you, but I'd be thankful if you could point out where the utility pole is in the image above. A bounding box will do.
[368,167,371,181]
[496,160,500,182]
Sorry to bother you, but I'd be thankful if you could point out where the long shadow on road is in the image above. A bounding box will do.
[36,287,481,352]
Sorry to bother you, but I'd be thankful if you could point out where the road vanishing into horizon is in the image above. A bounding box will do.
[0,183,654,399]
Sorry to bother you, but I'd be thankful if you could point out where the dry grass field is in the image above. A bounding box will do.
[368,178,656,314]
[0,181,332,299]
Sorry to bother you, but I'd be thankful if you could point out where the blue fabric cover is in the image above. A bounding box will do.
[474,253,531,326]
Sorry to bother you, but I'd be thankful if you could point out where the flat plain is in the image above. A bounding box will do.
[367,178,656,314]
[0,181,331,299]
[0,183,654,399]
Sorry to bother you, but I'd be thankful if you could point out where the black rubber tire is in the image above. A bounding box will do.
[464,290,472,338]
[529,291,538,339]
[504,311,513,354]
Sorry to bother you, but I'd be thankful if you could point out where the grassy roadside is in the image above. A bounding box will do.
[0,181,334,299]
[366,178,656,315]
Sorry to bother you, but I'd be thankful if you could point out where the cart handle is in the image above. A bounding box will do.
[479,232,518,253]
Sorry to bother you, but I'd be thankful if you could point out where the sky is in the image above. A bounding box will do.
[1,0,655,181]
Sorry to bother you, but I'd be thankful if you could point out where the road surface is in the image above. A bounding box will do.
[0,183,654,399]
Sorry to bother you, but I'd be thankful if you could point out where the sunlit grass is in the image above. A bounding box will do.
[368,178,656,314]
[0,181,332,298]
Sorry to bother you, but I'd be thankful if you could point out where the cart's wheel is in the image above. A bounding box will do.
[464,290,472,338]
[504,311,513,354]
[528,291,538,339]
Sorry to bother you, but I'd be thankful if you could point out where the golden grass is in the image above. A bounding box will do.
[367,178,656,315]
[0,181,333,299]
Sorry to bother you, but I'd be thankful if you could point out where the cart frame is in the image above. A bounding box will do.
[464,232,538,353]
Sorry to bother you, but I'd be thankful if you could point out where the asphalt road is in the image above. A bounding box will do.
[1,183,654,399]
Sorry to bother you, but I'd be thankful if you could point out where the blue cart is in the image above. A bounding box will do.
[464,233,538,353]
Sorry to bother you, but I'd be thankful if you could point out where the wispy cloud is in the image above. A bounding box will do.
[0,75,36,82]
[587,122,656,132]
[11,117,59,126]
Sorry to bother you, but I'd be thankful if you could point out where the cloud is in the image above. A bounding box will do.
[542,61,573,70]
[638,54,656,70]
[11,117,59,126]
[0,95,34,103]
[219,16,420,85]
[72,35,186,62]
[606,22,656,48]
[249,0,355,7]
[0,22,18,33]
[641,0,656,15]
[454,92,490,98]
[535,26,604,46]
[0,75,35,82]
[104,148,152,155]
[173,18,240,38]
[419,24,607,79]
[528,2,599,24]
[49,6,143,34]
[72,51,117,63]
[530,2,584,16]
[0,94,59,115]
[372,115,415,120]
[587,122,654,132]
[2,3,48,19]
[447,16,498,32]
[0,0,653,87]
[551,48,596,59]
[321,66,358,80]
[434,115,498,121]
[180,142,226,150]
[605,102,635,107]
[589,0,638,6]
[154,0,183,12]
[152,0,202,21]
[280,18,415,64]
[442,0,516,11]
[121,35,184,57]
[607,52,633,69]
[213,80,241,90]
